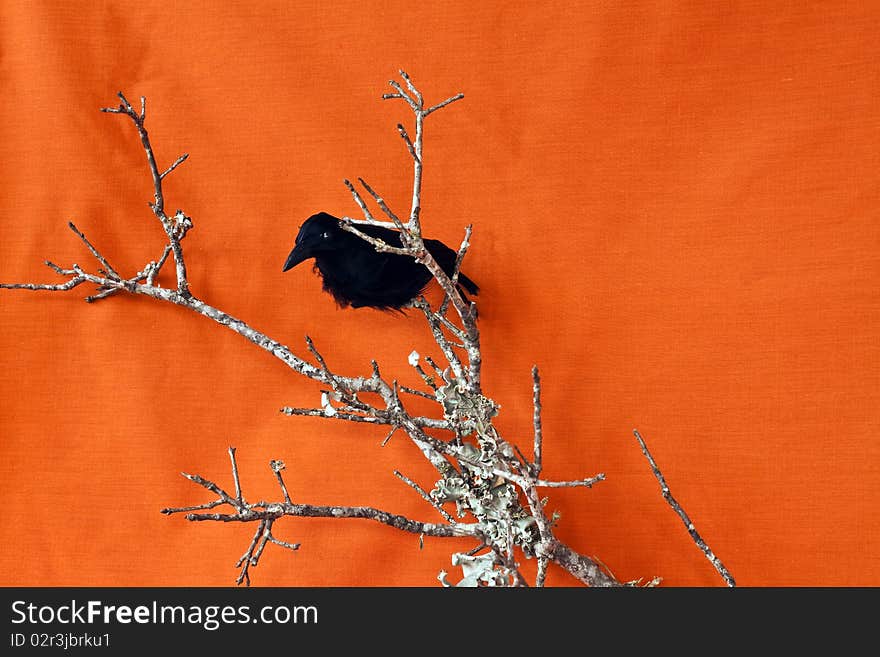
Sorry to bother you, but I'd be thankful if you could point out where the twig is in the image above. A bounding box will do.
[229,447,243,505]
[394,470,455,522]
[343,179,379,224]
[146,244,172,286]
[270,460,292,505]
[381,425,399,446]
[424,355,447,380]
[67,222,120,280]
[166,469,479,539]
[398,384,435,400]
[413,297,465,381]
[534,475,605,488]
[410,359,439,391]
[279,406,449,430]
[357,177,406,232]
[160,153,189,180]
[339,220,411,256]
[235,520,265,586]
[439,224,473,316]
[397,124,419,163]
[532,365,543,476]
[634,429,736,587]
[101,91,190,296]
[425,93,464,116]
[0,277,88,292]
[305,335,338,390]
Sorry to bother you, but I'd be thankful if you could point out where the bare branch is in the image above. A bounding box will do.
[102,91,191,296]
[439,224,473,316]
[267,534,301,552]
[235,521,265,586]
[386,79,418,110]
[229,447,243,505]
[67,222,120,279]
[534,474,605,488]
[279,405,449,431]
[0,277,88,293]
[634,429,736,587]
[357,177,406,232]
[305,335,338,390]
[381,425,399,446]
[413,297,465,381]
[410,358,439,391]
[398,384,435,400]
[159,499,225,514]
[532,365,543,476]
[423,355,446,379]
[160,153,189,179]
[179,471,245,514]
[394,470,455,523]
[270,459,292,505]
[398,70,423,106]
[339,220,410,256]
[145,244,172,286]
[397,123,419,163]
[84,285,118,303]
[425,92,465,116]
[166,463,478,540]
[342,178,378,224]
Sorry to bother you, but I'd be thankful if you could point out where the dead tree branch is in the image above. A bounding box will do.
[161,448,480,585]
[634,430,736,587]
[0,71,733,587]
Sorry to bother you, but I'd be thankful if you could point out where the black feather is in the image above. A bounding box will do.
[282,212,479,311]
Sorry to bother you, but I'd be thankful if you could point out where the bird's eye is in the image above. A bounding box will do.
[321,231,331,240]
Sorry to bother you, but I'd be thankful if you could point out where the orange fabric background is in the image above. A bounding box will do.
[1,1,878,587]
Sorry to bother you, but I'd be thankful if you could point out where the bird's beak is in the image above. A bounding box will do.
[282,244,311,272]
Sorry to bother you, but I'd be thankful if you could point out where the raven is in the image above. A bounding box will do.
[282,212,479,311]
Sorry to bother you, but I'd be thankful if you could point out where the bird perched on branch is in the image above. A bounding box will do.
[283,212,479,311]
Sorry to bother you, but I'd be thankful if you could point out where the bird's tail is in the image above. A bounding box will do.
[457,272,479,296]
[424,238,480,303]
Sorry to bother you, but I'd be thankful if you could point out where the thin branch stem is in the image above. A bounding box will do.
[229,447,243,505]
[439,224,473,316]
[280,405,448,430]
[342,178,378,223]
[398,384,435,400]
[634,429,736,587]
[357,177,406,232]
[270,460,292,505]
[532,365,544,476]
[340,220,410,256]
[425,92,465,116]
[160,153,189,179]
[305,335,338,390]
[394,470,455,523]
[67,222,120,279]
[534,475,605,488]
[413,297,465,381]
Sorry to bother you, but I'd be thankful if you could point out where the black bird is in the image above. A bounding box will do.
[282,212,479,311]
